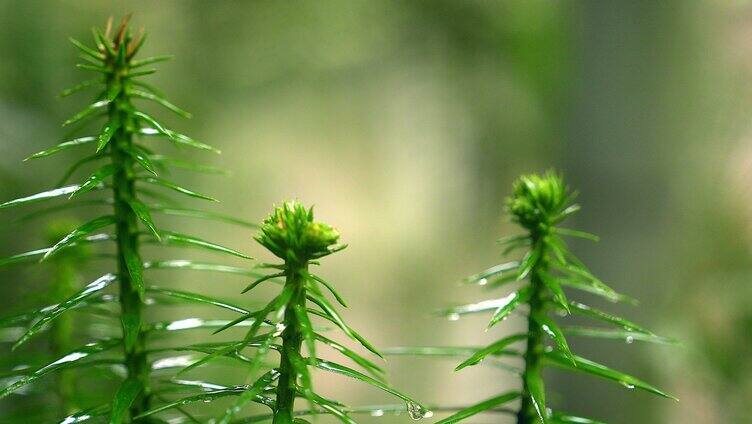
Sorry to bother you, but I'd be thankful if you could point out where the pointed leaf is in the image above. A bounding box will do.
[309,274,348,307]
[532,310,574,363]
[0,185,80,209]
[61,78,101,97]
[218,370,279,424]
[488,287,531,329]
[434,391,521,424]
[63,100,110,126]
[146,286,249,314]
[0,339,120,398]
[70,164,114,198]
[153,231,251,259]
[525,370,547,423]
[110,378,142,424]
[463,261,520,285]
[43,215,116,260]
[315,333,384,379]
[126,198,160,239]
[12,273,116,350]
[139,177,218,202]
[307,308,382,359]
[568,302,652,334]
[149,205,256,228]
[562,327,677,345]
[24,136,96,161]
[125,145,157,175]
[96,116,121,152]
[550,413,606,424]
[543,351,677,400]
[138,127,219,153]
[143,260,259,276]
[131,55,173,68]
[134,388,273,419]
[456,334,527,371]
[129,88,191,118]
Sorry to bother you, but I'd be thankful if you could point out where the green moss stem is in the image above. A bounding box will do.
[517,234,548,424]
[109,61,149,419]
[273,263,307,424]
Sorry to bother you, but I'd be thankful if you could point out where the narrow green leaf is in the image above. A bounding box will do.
[532,310,574,363]
[434,391,521,424]
[526,370,547,423]
[540,273,569,313]
[126,198,160,239]
[43,215,116,260]
[121,306,141,353]
[24,136,96,161]
[562,327,677,345]
[568,302,652,334]
[309,274,348,307]
[110,378,142,424]
[293,303,316,359]
[69,37,104,60]
[555,227,600,242]
[129,88,191,118]
[456,334,527,371]
[0,339,120,398]
[440,288,528,320]
[543,351,677,400]
[134,388,273,419]
[139,177,218,202]
[57,405,110,424]
[61,78,101,97]
[218,370,280,424]
[57,154,105,186]
[76,63,108,73]
[122,244,145,298]
[0,185,80,209]
[12,273,116,350]
[96,116,121,152]
[488,287,531,329]
[63,100,110,126]
[550,412,606,424]
[312,359,426,409]
[145,286,249,314]
[463,261,520,285]
[138,127,220,153]
[143,260,259,276]
[307,308,382,359]
[131,55,173,68]
[70,164,114,198]
[241,272,284,293]
[315,333,385,379]
[125,145,158,175]
[152,231,251,259]
[306,291,355,341]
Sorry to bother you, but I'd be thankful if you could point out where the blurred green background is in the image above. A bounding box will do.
[0,1,750,423]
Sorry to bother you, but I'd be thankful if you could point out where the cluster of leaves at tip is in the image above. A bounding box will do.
[186,201,427,424]
[0,16,259,423]
[389,172,676,424]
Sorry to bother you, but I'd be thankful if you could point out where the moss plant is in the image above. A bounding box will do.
[393,172,676,423]
[185,201,428,423]
[0,17,255,423]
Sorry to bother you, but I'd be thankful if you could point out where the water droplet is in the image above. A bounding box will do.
[371,409,385,417]
[406,402,431,420]
[478,278,488,286]
[625,336,634,344]
[447,313,460,321]
[621,382,635,390]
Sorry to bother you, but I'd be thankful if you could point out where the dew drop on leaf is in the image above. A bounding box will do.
[625,336,634,344]
[447,313,460,321]
[406,402,431,420]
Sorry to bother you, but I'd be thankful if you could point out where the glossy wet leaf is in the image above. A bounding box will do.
[550,412,606,424]
[562,327,677,345]
[70,164,114,198]
[153,231,251,259]
[241,272,284,293]
[110,378,142,424]
[63,100,110,126]
[316,333,384,379]
[312,359,424,408]
[526,370,547,423]
[129,88,191,118]
[12,273,116,350]
[139,177,218,202]
[56,405,110,424]
[125,144,158,175]
[434,391,521,424]
[138,128,219,153]
[532,310,574,363]
[487,287,531,329]
[145,287,248,314]
[540,272,569,313]
[307,308,382,359]
[122,244,144,298]
[218,370,279,424]
[143,260,259,276]
[60,78,101,97]
[126,198,160,239]
[43,215,116,260]
[456,334,527,371]
[543,351,676,400]
[463,261,520,285]
[24,136,96,160]
[568,302,651,334]
[309,274,348,307]
[134,388,273,419]
[0,338,120,398]
[96,116,121,152]
[0,185,80,209]
[149,155,228,175]
[130,55,173,68]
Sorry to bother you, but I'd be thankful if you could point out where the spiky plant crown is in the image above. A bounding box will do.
[256,201,340,263]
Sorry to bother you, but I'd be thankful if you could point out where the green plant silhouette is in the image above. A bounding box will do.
[0,16,255,423]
